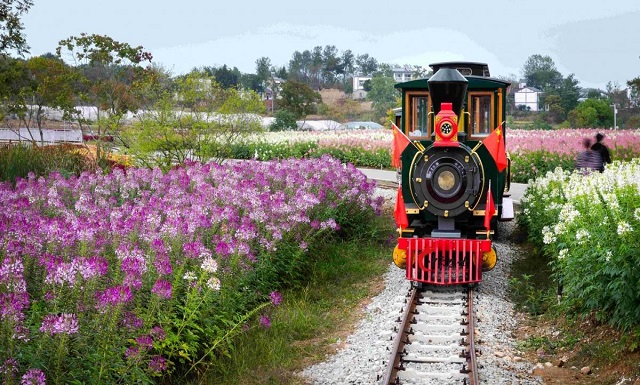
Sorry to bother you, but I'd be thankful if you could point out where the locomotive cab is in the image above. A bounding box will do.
[393,62,512,286]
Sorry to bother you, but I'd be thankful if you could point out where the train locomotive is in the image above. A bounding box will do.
[392,62,514,286]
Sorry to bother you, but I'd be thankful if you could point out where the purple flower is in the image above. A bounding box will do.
[40,313,79,336]
[136,334,153,350]
[153,254,172,276]
[124,346,141,362]
[151,280,172,300]
[20,368,46,385]
[259,315,271,328]
[150,326,166,341]
[148,355,167,373]
[95,285,133,310]
[270,291,282,306]
[1,358,18,377]
[121,312,144,330]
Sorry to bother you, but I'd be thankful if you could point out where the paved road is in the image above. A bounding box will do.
[358,168,527,205]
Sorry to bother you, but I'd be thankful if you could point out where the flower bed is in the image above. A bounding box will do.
[227,129,640,183]
[518,159,640,328]
[0,155,383,384]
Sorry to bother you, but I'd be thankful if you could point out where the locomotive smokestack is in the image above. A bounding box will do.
[428,68,468,117]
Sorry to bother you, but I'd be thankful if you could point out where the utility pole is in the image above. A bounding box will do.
[612,103,617,130]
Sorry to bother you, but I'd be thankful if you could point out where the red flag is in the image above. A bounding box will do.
[484,182,496,231]
[394,186,409,230]
[482,125,507,172]
[391,123,411,168]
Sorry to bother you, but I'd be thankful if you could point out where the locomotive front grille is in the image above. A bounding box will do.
[402,238,490,285]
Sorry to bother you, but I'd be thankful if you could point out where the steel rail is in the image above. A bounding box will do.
[466,288,480,385]
[380,286,417,385]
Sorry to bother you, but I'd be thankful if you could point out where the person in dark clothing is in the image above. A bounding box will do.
[590,132,611,171]
[575,138,603,174]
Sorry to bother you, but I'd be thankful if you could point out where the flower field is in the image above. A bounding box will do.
[518,159,640,328]
[228,128,640,183]
[0,155,383,384]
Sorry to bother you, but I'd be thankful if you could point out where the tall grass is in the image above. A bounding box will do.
[0,144,94,185]
[202,215,395,385]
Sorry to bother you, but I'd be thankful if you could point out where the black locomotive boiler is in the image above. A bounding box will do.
[392,62,513,286]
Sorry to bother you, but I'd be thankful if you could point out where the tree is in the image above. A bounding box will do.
[543,94,565,123]
[340,49,355,79]
[322,45,339,84]
[255,56,272,88]
[542,74,580,123]
[356,54,378,76]
[521,54,562,90]
[627,77,640,107]
[123,72,265,169]
[605,81,630,109]
[567,98,614,128]
[278,80,321,120]
[56,33,154,167]
[366,74,398,121]
[240,73,263,93]
[0,0,33,56]
[0,56,83,145]
[214,64,239,89]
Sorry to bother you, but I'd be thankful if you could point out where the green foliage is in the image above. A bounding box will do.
[0,144,94,185]
[509,150,575,183]
[509,274,554,315]
[519,161,640,329]
[123,75,265,169]
[522,54,563,90]
[202,224,393,384]
[278,80,322,119]
[269,109,298,131]
[567,98,614,128]
[0,0,33,56]
[56,33,154,169]
[367,75,399,120]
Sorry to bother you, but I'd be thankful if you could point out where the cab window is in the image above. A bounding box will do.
[405,92,430,138]
[468,92,494,138]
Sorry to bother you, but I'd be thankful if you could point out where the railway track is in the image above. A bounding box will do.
[379,285,480,385]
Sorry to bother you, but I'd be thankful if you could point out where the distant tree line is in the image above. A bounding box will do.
[2,2,640,133]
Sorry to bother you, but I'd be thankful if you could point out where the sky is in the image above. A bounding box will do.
[21,0,640,90]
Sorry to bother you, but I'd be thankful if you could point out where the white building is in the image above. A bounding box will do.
[514,85,543,111]
[392,65,414,83]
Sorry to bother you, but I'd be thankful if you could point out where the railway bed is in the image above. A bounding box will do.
[379,285,480,385]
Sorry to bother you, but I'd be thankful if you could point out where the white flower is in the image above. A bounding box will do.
[559,204,579,224]
[605,251,612,262]
[543,229,556,245]
[575,229,590,244]
[183,271,197,281]
[634,208,640,221]
[553,222,566,235]
[558,249,568,260]
[206,277,221,291]
[617,221,633,235]
[201,256,218,274]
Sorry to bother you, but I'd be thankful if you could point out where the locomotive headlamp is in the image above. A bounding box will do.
[410,145,482,217]
[437,170,455,191]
